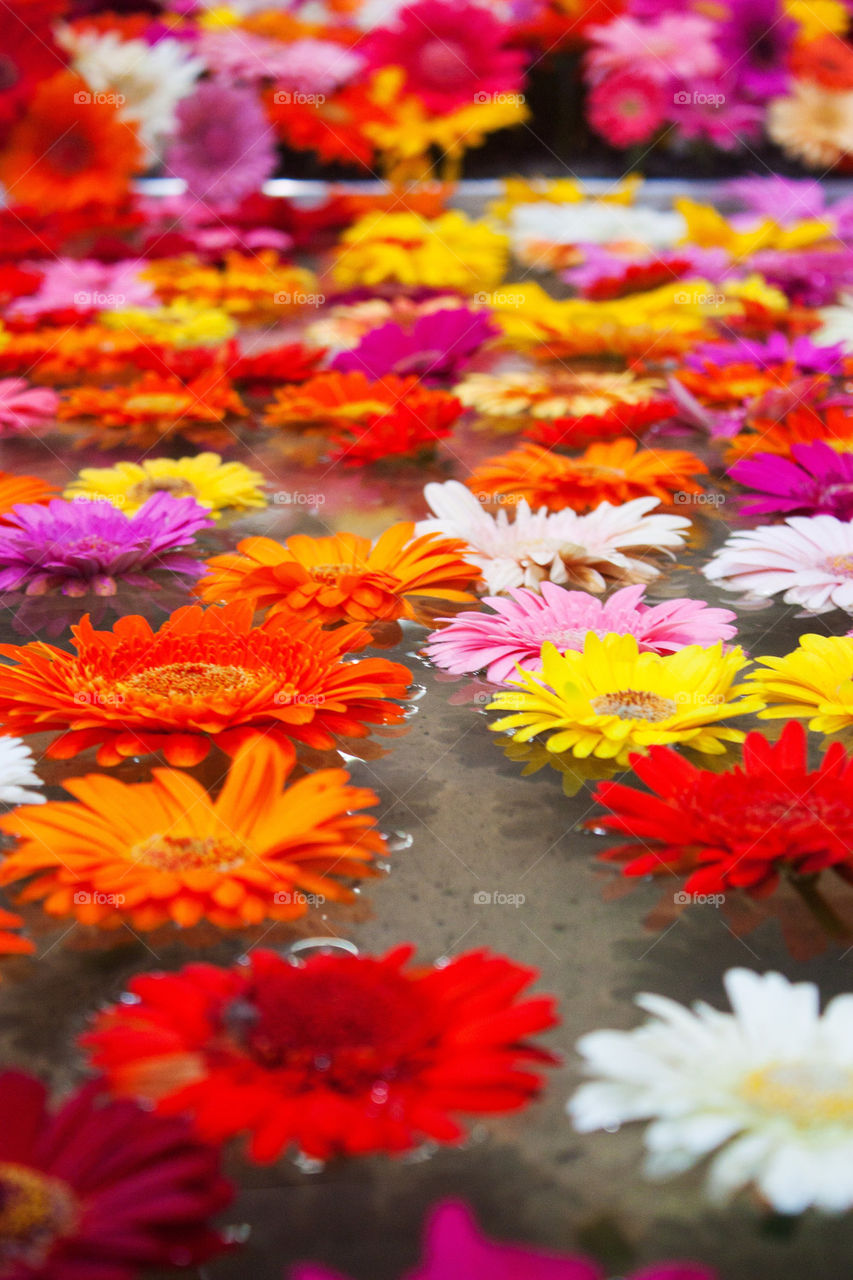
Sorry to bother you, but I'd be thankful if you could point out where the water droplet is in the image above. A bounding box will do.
[119,991,140,1005]
[381,830,414,854]
[286,936,359,960]
[603,1123,621,1133]
[293,1152,326,1175]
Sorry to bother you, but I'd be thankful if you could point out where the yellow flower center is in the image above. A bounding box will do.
[828,553,853,578]
[126,476,198,503]
[740,1062,853,1125]
[124,661,260,700]
[0,1162,78,1268]
[124,393,188,416]
[132,833,246,873]
[590,689,678,722]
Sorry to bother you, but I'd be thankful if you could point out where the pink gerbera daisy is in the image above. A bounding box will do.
[363,0,526,114]
[0,378,58,433]
[425,582,737,683]
[165,80,277,210]
[587,69,666,147]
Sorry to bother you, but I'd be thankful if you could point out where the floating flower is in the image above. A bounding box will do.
[417,482,690,595]
[307,294,465,351]
[591,721,853,896]
[0,738,385,932]
[454,369,668,421]
[165,80,277,210]
[703,515,853,613]
[529,399,678,449]
[0,1070,231,1276]
[488,634,760,765]
[0,471,57,522]
[0,601,411,767]
[140,252,319,324]
[199,31,363,92]
[767,80,853,168]
[59,371,247,443]
[426,583,737,683]
[64,453,267,518]
[8,258,157,320]
[747,633,853,733]
[0,71,142,212]
[730,441,853,519]
[99,301,236,348]
[726,405,853,462]
[331,308,497,380]
[291,1199,715,1280]
[231,342,327,393]
[0,736,45,806]
[198,526,480,625]
[586,11,721,84]
[0,494,214,597]
[467,440,708,512]
[568,968,853,1214]
[0,909,34,968]
[716,0,795,96]
[690,333,844,376]
[328,399,462,467]
[81,945,558,1163]
[262,370,460,434]
[363,0,525,113]
[332,211,507,293]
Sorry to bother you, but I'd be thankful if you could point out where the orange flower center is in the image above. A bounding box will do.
[132,833,246,873]
[126,476,197,503]
[590,689,678,722]
[123,661,261,700]
[0,1162,78,1268]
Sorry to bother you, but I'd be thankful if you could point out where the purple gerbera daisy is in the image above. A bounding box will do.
[0,492,213,596]
[688,334,845,375]
[164,80,277,210]
[331,308,498,381]
[749,248,853,307]
[730,440,853,519]
[715,0,795,98]
[425,582,737,684]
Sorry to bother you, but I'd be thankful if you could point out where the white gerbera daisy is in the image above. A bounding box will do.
[814,294,853,352]
[509,201,687,258]
[0,738,44,806]
[416,481,689,595]
[703,514,853,613]
[58,29,204,152]
[568,968,853,1214]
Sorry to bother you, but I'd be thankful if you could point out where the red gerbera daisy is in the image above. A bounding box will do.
[590,721,853,897]
[527,397,676,448]
[329,399,462,466]
[81,946,559,1163]
[0,1070,231,1279]
[231,342,327,395]
[0,13,65,131]
[0,601,411,767]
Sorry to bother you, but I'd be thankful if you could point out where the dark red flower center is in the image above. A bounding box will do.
[228,965,427,1090]
[0,56,20,92]
[0,1162,78,1268]
[49,128,94,177]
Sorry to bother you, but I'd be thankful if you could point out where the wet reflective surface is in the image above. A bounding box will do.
[2,293,853,1280]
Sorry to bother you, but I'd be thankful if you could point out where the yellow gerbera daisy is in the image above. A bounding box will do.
[64,453,267,518]
[332,210,507,293]
[100,301,236,348]
[487,634,762,765]
[748,634,853,734]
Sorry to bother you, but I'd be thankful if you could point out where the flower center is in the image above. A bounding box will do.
[0,56,19,92]
[828,553,853,578]
[131,833,246,873]
[418,39,471,88]
[590,689,678,722]
[126,476,197,503]
[123,661,260,700]
[124,393,187,416]
[62,535,118,558]
[740,1062,853,1125]
[392,348,444,376]
[227,965,426,1090]
[0,1162,78,1268]
[50,129,93,177]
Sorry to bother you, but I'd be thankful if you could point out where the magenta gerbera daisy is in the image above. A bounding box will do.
[331,308,497,380]
[425,582,737,684]
[0,493,213,596]
[362,0,526,114]
[0,1069,231,1279]
[730,441,853,520]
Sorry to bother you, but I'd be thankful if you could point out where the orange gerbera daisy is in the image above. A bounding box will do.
[0,908,34,969]
[0,602,411,768]
[265,78,389,169]
[726,405,853,462]
[262,370,456,432]
[59,371,247,443]
[674,360,806,407]
[0,72,142,212]
[466,440,708,512]
[0,739,386,932]
[0,471,57,523]
[197,525,481,625]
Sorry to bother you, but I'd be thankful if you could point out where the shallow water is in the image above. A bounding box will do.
[2,276,853,1280]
